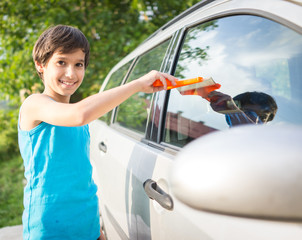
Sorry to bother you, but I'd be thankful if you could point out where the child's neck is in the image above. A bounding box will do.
[42,91,70,103]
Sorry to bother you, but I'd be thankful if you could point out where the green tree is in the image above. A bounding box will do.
[0,0,200,227]
[0,0,200,158]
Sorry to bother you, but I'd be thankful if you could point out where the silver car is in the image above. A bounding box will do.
[90,0,302,239]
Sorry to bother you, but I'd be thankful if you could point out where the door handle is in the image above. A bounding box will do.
[98,141,107,153]
[143,179,174,211]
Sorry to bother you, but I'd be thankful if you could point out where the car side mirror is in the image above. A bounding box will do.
[170,125,302,221]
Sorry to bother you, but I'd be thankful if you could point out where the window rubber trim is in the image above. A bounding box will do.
[156,27,187,145]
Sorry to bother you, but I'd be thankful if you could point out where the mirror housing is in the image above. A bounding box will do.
[170,125,302,221]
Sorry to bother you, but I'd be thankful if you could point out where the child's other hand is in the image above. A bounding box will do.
[136,70,178,93]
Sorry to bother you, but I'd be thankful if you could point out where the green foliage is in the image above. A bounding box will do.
[0,0,201,155]
[117,93,150,132]
[0,0,200,102]
[0,1,202,153]
[116,39,170,132]
[0,155,24,227]
[99,61,133,124]
[0,0,201,228]
[0,108,19,161]
[175,20,218,78]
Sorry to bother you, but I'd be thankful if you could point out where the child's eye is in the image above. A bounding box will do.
[57,61,65,66]
[76,63,84,67]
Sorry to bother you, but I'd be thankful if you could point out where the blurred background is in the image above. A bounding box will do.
[0,0,200,228]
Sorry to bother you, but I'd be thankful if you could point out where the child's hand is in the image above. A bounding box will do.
[136,70,178,93]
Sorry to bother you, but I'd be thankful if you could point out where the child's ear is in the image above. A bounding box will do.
[35,61,44,73]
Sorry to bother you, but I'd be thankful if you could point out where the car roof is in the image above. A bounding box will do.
[105,0,302,80]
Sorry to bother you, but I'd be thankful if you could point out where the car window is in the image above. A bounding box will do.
[99,61,132,124]
[164,15,302,147]
[115,40,170,134]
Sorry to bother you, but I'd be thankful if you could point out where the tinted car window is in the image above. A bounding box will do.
[99,61,132,124]
[115,40,170,134]
[164,15,302,147]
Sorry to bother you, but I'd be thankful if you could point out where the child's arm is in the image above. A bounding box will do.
[20,71,177,130]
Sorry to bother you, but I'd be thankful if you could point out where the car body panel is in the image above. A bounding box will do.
[90,0,302,239]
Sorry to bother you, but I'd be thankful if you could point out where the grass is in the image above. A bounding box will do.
[0,154,24,228]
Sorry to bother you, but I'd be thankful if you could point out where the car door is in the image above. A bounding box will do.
[146,13,302,240]
[90,39,171,240]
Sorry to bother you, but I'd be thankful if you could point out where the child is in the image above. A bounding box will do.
[18,25,177,240]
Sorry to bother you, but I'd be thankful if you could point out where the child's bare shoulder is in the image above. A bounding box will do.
[20,94,52,130]
[22,94,51,108]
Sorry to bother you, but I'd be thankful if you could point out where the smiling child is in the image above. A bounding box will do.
[18,25,177,240]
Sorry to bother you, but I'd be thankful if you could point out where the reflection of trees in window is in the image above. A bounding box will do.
[116,93,151,133]
[128,41,170,81]
[175,20,218,78]
[99,61,132,124]
[116,41,170,133]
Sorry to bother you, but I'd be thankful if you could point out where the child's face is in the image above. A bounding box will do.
[37,48,86,102]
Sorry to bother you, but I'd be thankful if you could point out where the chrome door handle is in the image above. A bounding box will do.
[143,179,174,211]
[98,141,107,153]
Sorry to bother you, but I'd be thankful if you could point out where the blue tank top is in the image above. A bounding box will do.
[18,116,100,239]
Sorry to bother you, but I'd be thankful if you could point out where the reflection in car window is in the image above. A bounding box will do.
[164,15,302,147]
[99,61,132,124]
[115,40,170,133]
